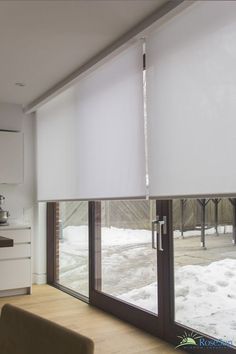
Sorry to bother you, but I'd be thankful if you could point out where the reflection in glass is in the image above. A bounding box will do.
[96,200,158,314]
[58,201,89,297]
[174,198,236,345]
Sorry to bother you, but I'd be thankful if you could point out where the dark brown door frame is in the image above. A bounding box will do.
[47,202,57,284]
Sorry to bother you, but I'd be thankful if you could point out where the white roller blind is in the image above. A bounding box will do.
[37,88,77,200]
[37,43,145,201]
[147,1,236,198]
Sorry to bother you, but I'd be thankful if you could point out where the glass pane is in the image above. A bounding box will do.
[173,198,236,346]
[95,200,158,314]
[57,201,89,297]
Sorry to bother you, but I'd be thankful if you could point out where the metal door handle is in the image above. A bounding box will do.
[152,220,158,249]
[158,220,164,251]
[152,216,166,251]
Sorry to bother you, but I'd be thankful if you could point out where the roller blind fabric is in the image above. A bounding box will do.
[147,1,236,197]
[37,43,146,201]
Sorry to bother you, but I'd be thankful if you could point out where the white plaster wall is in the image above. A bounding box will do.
[0,113,36,221]
[0,106,46,284]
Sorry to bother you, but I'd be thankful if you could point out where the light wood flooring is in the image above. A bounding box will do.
[0,285,185,354]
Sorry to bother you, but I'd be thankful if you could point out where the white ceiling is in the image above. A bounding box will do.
[0,0,167,106]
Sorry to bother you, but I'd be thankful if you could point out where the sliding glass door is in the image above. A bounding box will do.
[89,199,236,353]
[98,200,158,312]
[165,198,236,353]
[47,198,236,352]
[47,201,89,300]
[90,200,165,337]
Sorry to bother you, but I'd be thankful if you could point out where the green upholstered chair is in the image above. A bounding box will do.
[0,304,94,354]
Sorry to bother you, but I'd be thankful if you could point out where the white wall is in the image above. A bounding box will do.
[0,113,36,221]
[0,105,46,284]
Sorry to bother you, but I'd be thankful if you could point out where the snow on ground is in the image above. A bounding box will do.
[175,225,232,238]
[175,259,236,343]
[62,225,233,247]
[120,259,236,344]
[59,225,236,345]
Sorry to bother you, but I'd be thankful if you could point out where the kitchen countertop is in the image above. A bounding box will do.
[0,224,31,230]
[0,236,13,248]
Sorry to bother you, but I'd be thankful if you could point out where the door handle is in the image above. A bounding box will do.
[152,216,167,251]
[152,220,158,249]
[158,220,165,252]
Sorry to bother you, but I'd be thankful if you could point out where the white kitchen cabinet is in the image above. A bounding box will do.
[0,226,31,296]
[0,103,23,132]
[0,259,31,291]
[0,131,24,184]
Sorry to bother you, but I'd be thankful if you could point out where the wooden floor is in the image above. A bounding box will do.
[0,285,183,354]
